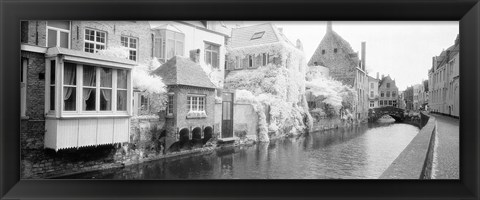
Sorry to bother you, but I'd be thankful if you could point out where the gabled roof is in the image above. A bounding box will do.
[229,23,296,49]
[308,26,360,67]
[151,56,216,89]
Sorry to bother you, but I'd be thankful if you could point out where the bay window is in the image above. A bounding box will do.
[153,28,185,62]
[46,59,131,116]
[84,29,106,53]
[47,21,70,48]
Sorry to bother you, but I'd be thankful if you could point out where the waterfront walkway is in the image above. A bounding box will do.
[431,114,459,179]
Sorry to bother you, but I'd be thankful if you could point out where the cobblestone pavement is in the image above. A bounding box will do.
[431,114,459,179]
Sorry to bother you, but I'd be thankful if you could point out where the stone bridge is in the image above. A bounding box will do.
[368,106,405,122]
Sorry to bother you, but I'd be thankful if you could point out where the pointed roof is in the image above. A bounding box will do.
[151,56,216,89]
[229,23,296,49]
[308,22,360,67]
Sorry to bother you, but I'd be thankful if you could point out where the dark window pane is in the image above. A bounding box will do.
[63,62,76,85]
[83,65,96,86]
[63,87,76,111]
[100,89,112,111]
[117,90,127,111]
[60,32,69,48]
[83,88,96,111]
[117,69,128,89]
[48,29,57,47]
[50,60,56,84]
[100,68,112,87]
[50,86,55,111]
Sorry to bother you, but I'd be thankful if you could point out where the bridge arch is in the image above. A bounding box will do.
[368,106,405,122]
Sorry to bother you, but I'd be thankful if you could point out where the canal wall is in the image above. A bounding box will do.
[379,112,436,179]
[21,115,167,179]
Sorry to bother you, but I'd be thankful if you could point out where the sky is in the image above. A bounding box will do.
[229,21,459,91]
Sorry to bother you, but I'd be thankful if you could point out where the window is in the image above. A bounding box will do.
[47,21,70,48]
[154,29,185,61]
[251,31,265,40]
[370,91,374,98]
[82,65,96,111]
[380,100,383,106]
[393,100,397,107]
[52,61,130,114]
[334,48,338,53]
[49,60,56,111]
[322,50,325,55]
[187,95,206,112]
[370,83,374,89]
[167,95,174,115]
[387,83,390,88]
[121,36,138,61]
[205,43,220,68]
[248,55,254,68]
[100,68,112,111]
[84,29,106,53]
[381,92,384,97]
[386,91,390,97]
[370,101,374,108]
[392,91,396,97]
[63,62,77,111]
[21,59,28,117]
[262,53,268,66]
[389,100,393,106]
[140,95,149,111]
[117,69,128,111]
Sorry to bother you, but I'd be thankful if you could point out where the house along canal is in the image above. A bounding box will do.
[60,118,419,179]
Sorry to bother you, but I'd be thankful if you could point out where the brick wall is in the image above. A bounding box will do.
[70,21,153,65]
[24,21,47,47]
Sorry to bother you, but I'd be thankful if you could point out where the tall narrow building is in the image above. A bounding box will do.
[308,22,369,121]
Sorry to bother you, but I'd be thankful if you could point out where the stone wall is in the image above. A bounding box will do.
[21,116,164,179]
[379,113,436,179]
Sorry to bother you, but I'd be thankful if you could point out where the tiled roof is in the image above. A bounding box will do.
[229,23,295,49]
[151,56,216,89]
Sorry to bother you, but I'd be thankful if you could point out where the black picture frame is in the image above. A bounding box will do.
[1,0,479,199]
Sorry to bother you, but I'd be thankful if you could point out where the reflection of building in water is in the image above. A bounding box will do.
[220,155,234,178]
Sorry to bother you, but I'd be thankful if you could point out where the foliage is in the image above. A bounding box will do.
[305,76,357,117]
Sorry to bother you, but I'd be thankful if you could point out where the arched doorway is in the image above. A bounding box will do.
[203,126,213,144]
[191,127,203,148]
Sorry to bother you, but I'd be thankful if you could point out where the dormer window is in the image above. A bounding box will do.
[322,50,325,55]
[154,28,185,62]
[334,48,338,53]
[251,31,265,40]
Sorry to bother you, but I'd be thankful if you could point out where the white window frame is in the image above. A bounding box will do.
[247,55,254,68]
[204,42,221,68]
[45,57,132,118]
[84,28,107,53]
[234,57,242,70]
[187,94,206,112]
[121,36,138,61]
[46,21,71,48]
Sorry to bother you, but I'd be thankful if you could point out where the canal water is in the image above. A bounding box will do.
[61,119,419,179]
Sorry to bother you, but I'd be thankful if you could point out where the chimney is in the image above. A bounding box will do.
[376,72,379,80]
[327,21,332,33]
[189,49,200,63]
[361,42,366,71]
[296,39,304,51]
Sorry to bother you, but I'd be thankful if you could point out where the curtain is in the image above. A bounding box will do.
[63,64,76,105]
[117,90,127,111]
[101,89,111,110]
[117,70,127,89]
[100,68,112,87]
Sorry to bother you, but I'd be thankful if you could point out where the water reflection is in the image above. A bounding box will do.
[63,122,418,179]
